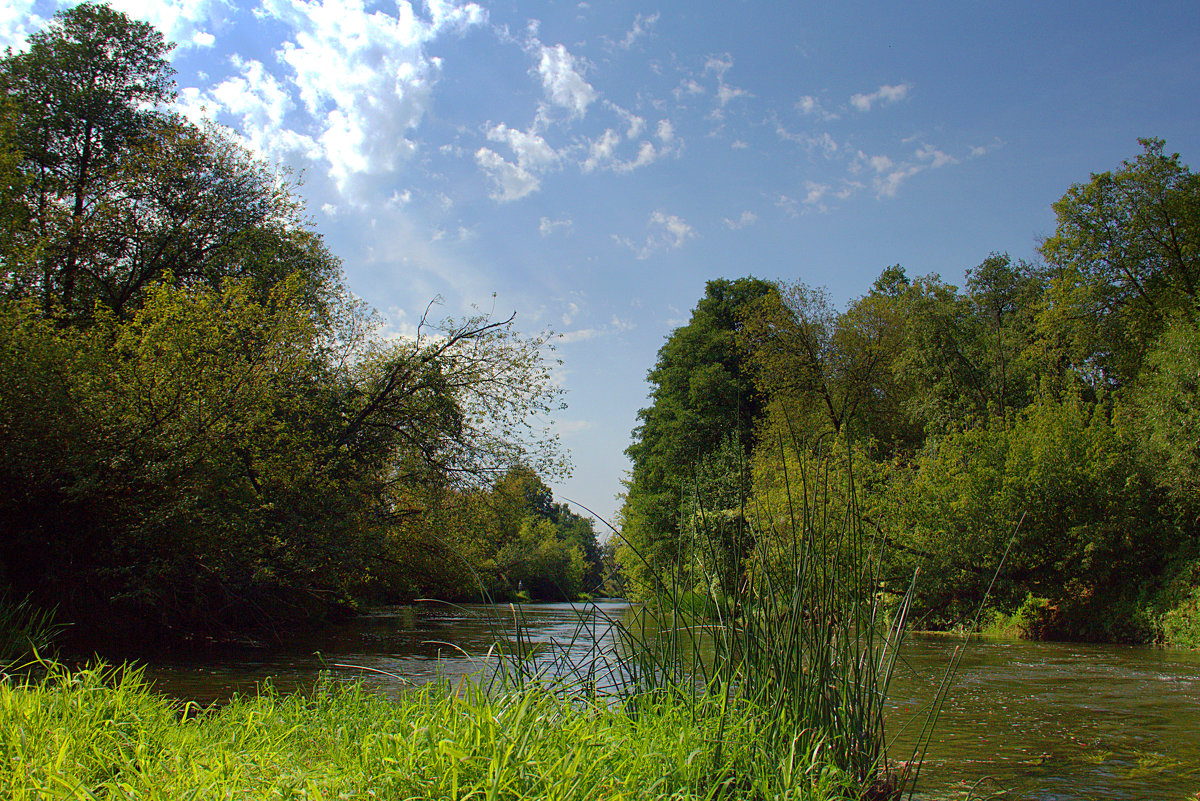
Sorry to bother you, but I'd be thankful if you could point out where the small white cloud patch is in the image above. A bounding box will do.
[618,210,696,259]
[537,42,596,118]
[475,147,540,201]
[723,211,757,229]
[849,83,910,112]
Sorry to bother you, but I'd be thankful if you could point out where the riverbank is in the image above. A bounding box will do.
[0,662,863,800]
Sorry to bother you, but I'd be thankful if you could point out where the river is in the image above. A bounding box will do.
[128,601,1200,801]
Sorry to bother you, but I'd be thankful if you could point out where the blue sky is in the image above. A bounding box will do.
[6,0,1199,527]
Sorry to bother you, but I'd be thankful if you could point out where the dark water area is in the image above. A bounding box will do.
[122,603,1200,800]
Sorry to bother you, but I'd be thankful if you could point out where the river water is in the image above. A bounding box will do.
[131,601,1200,801]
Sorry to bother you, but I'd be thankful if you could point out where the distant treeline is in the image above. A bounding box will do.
[620,140,1200,647]
[0,4,602,646]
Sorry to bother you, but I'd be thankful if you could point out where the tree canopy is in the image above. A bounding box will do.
[618,140,1200,646]
[0,4,587,642]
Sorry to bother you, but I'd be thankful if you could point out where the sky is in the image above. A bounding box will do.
[5,0,1200,529]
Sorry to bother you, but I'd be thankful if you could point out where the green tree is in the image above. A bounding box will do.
[496,516,587,601]
[738,278,911,452]
[1127,317,1200,511]
[0,4,339,325]
[0,2,174,315]
[619,277,775,598]
[1038,138,1200,390]
[882,398,1175,640]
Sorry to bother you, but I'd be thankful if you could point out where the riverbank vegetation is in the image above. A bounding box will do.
[0,4,602,647]
[620,140,1200,647]
[1,659,875,801]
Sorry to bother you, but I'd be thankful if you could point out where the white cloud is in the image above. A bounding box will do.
[0,0,43,52]
[617,11,658,50]
[199,56,321,159]
[617,210,695,259]
[536,42,596,118]
[704,54,733,77]
[869,154,893,172]
[836,182,863,200]
[916,143,957,168]
[723,211,757,229]
[803,182,829,205]
[968,137,1004,158]
[552,419,596,436]
[582,129,621,172]
[673,78,705,99]
[702,53,748,110]
[846,141,963,198]
[108,0,224,50]
[716,82,748,106]
[875,164,924,197]
[475,147,540,201]
[539,216,574,237]
[487,122,560,171]
[796,94,838,121]
[776,194,799,217]
[850,83,910,112]
[558,316,635,343]
[607,102,645,139]
[582,124,677,174]
[248,0,486,195]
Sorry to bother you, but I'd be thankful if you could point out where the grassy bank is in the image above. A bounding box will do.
[0,663,861,800]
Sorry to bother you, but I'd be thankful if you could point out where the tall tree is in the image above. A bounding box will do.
[620,277,775,596]
[0,2,174,315]
[1039,138,1200,391]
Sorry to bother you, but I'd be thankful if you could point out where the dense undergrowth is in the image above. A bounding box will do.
[0,663,858,801]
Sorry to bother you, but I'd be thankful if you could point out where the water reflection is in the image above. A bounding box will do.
[130,604,1200,801]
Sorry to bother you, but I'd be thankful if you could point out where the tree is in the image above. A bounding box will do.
[965,253,1041,414]
[619,278,775,598]
[0,2,174,315]
[738,279,908,450]
[1128,317,1200,511]
[0,4,338,325]
[1039,138,1200,390]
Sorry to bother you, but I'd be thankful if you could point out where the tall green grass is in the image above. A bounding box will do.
[0,661,854,800]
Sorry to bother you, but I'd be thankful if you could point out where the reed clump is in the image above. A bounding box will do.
[588,434,932,801]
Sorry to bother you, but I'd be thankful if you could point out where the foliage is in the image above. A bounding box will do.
[1127,316,1200,510]
[0,6,571,639]
[495,516,589,601]
[619,141,1200,647]
[1038,138,1200,390]
[605,437,926,800]
[620,278,776,599]
[0,596,60,668]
